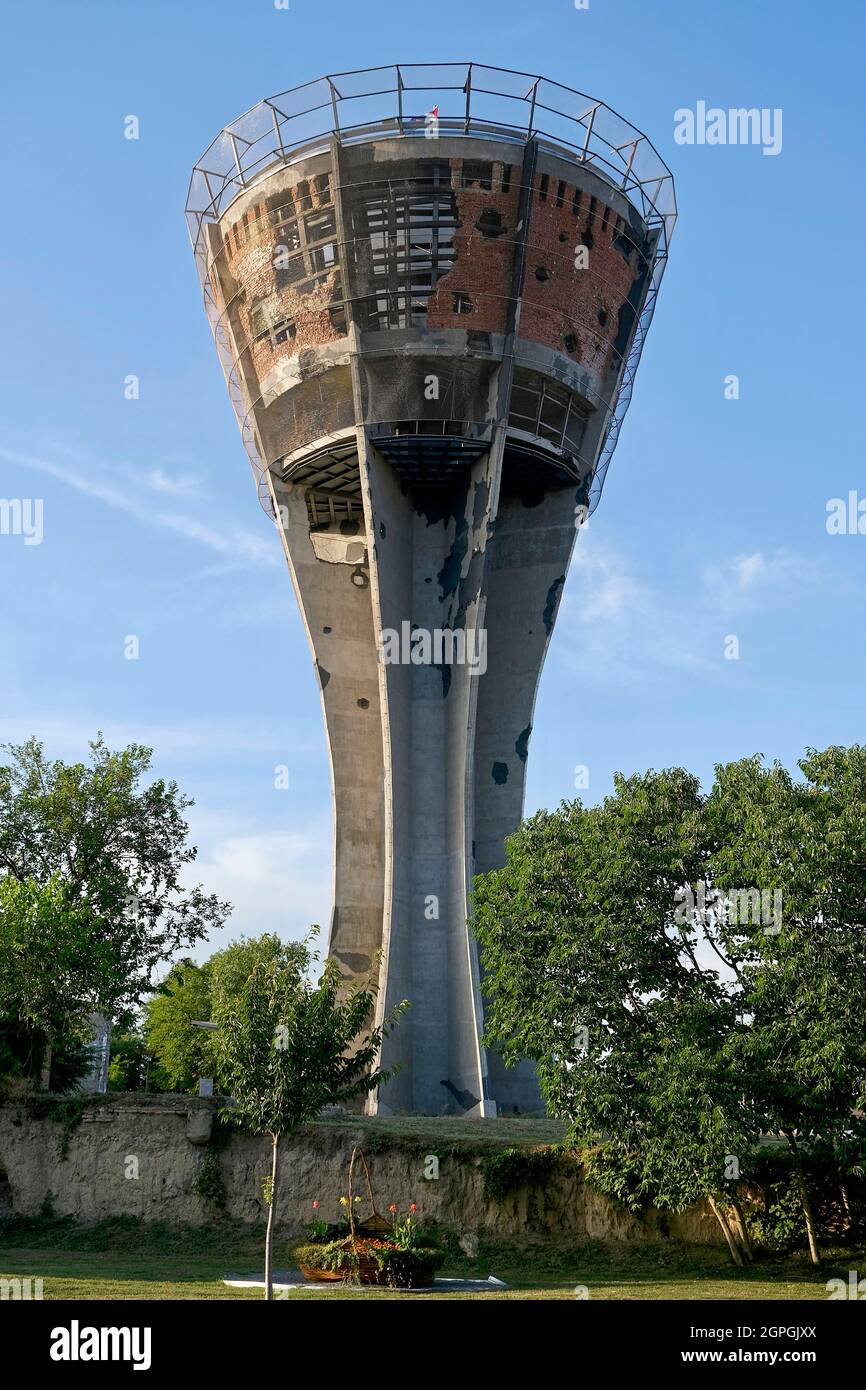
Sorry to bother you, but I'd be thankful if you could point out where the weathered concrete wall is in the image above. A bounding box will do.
[195,123,666,1119]
[0,1098,721,1247]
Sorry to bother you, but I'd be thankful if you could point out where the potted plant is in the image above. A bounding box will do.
[293,1148,444,1288]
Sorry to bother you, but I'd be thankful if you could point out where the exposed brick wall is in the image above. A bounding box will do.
[520,171,650,385]
[212,172,345,397]
[209,150,652,448]
[426,159,520,334]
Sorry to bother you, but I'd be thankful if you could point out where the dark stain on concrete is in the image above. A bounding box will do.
[543,576,565,635]
[472,478,490,530]
[357,698,370,709]
[611,231,652,372]
[440,1079,479,1110]
[438,511,469,598]
[515,725,532,762]
[334,950,372,975]
[492,761,509,785]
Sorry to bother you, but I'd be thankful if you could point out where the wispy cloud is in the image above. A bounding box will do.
[0,443,279,571]
[185,816,332,955]
[146,466,202,498]
[557,531,822,685]
[701,548,813,613]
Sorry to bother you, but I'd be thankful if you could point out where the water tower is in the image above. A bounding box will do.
[186,64,676,1115]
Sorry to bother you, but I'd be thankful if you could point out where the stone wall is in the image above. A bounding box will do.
[0,1095,722,1246]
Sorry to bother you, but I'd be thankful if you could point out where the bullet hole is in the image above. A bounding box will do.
[492,761,509,785]
[558,232,568,243]
[563,333,578,355]
[357,698,370,709]
[323,625,332,634]
[475,207,506,238]
[452,291,473,315]
[535,265,550,282]
[379,522,386,538]
[597,308,608,327]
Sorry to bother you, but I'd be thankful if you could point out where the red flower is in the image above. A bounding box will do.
[388,1203,398,1214]
[312,1199,320,1209]
[409,1203,417,1214]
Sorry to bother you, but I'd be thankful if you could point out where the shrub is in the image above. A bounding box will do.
[482,1146,558,1200]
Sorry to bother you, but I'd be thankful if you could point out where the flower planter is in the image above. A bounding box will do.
[297,1263,344,1283]
[296,1148,444,1288]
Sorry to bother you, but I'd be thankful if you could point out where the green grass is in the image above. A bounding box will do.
[310,1112,567,1150]
[0,1217,858,1300]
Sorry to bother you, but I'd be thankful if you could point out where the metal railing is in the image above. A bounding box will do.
[186,63,677,516]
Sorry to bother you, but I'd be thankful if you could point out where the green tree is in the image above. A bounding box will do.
[142,960,214,1092]
[472,754,866,1265]
[216,933,406,1299]
[472,769,757,1260]
[705,748,866,1264]
[0,736,231,1087]
[0,875,100,1088]
[107,1031,151,1092]
[142,936,309,1093]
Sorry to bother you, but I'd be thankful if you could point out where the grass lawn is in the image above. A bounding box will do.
[0,1217,857,1299]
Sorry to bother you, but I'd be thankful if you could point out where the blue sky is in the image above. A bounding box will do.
[2,0,864,954]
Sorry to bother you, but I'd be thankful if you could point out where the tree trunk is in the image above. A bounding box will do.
[708,1195,745,1267]
[729,1199,754,1261]
[840,1183,852,1226]
[40,1036,53,1092]
[264,1132,280,1301]
[784,1131,820,1266]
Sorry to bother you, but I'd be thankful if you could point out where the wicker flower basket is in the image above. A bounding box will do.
[296,1148,441,1287]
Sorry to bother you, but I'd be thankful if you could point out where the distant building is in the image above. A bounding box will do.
[78,1014,111,1094]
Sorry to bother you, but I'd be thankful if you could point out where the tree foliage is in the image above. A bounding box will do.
[140,935,310,1093]
[472,748,866,1264]
[215,931,406,1298]
[0,736,231,1088]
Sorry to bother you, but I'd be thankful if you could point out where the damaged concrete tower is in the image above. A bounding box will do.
[187,65,675,1115]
